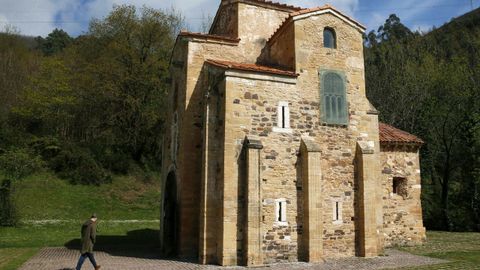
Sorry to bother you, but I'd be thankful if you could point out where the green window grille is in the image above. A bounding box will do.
[320,71,348,125]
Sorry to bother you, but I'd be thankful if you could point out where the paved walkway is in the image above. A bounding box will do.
[19,247,447,270]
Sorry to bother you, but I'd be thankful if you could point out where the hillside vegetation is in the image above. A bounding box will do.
[13,173,160,221]
[0,5,183,186]
[365,9,480,231]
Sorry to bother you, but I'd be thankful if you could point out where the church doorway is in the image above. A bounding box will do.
[162,171,178,257]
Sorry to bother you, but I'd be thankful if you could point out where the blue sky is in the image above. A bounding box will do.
[0,0,478,37]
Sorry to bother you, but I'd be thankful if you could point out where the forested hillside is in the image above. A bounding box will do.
[0,5,183,186]
[365,9,480,231]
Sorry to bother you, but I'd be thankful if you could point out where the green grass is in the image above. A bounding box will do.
[0,172,162,269]
[13,172,161,220]
[0,248,39,270]
[395,231,480,270]
[0,221,160,269]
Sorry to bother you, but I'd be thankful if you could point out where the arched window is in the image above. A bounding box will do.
[323,28,336,49]
[321,71,348,125]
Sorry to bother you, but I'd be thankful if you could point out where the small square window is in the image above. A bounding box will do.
[393,177,408,198]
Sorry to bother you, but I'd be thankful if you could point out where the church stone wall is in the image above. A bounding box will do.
[380,147,426,247]
[293,13,383,257]
[237,2,291,61]
[264,23,296,69]
[210,2,238,37]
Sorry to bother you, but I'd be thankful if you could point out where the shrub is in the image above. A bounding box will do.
[0,179,19,226]
[29,136,61,159]
[93,147,130,175]
[0,148,44,180]
[50,145,111,185]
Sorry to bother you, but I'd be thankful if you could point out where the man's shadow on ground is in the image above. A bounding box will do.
[64,228,162,259]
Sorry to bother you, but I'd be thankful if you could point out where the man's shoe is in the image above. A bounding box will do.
[95,266,101,270]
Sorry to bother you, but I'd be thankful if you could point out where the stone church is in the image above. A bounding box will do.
[160,0,426,266]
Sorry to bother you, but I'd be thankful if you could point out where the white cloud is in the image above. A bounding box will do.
[412,24,434,34]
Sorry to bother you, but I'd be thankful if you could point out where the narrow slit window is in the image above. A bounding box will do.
[335,201,339,221]
[274,101,290,132]
[275,199,287,224]
[278,202,282,221]
[332,198,343,224]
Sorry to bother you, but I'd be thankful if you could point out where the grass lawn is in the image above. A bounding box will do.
[395,231,480,270]
[0,173,161,269]
[13,172,161,220]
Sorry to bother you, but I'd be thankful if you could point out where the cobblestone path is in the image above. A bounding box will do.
[19,248,447,270]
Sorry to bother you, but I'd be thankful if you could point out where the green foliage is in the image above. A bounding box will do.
[49,145,111,185]
[35,28,73,56]
[0,180,19,226]
[0,32,40,121]
[0,5,184,186]
[14,57,77,137]
[0,149,43,181]
[73,5,179,162]
[365,11,480,231]
[0,149,43,226]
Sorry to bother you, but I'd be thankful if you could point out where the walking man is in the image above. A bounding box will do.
[76,214,101,270]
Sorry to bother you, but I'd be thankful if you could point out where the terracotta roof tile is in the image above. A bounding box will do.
[206,59,298,77]
[379,123,424,146]
[179,31,240,43]
[268,4,366,44]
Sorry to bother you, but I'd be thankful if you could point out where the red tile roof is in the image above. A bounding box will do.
[379,123,424,146]
[179,31,240,43]
[206,59,299,77]
[268,4,366,44]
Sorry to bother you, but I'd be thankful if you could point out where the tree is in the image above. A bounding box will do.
[0,32,39,122]
[70,5,183,162]
[35,28,73,56]
[14,57,77,138]
[365,10,480,231]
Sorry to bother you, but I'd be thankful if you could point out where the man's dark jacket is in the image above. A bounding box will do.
[80,219,96,254]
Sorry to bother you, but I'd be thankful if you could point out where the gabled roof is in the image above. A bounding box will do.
[206,59,298,77]
[268,4,366,44]
[379,123,424,146]
[179,31,240,43]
